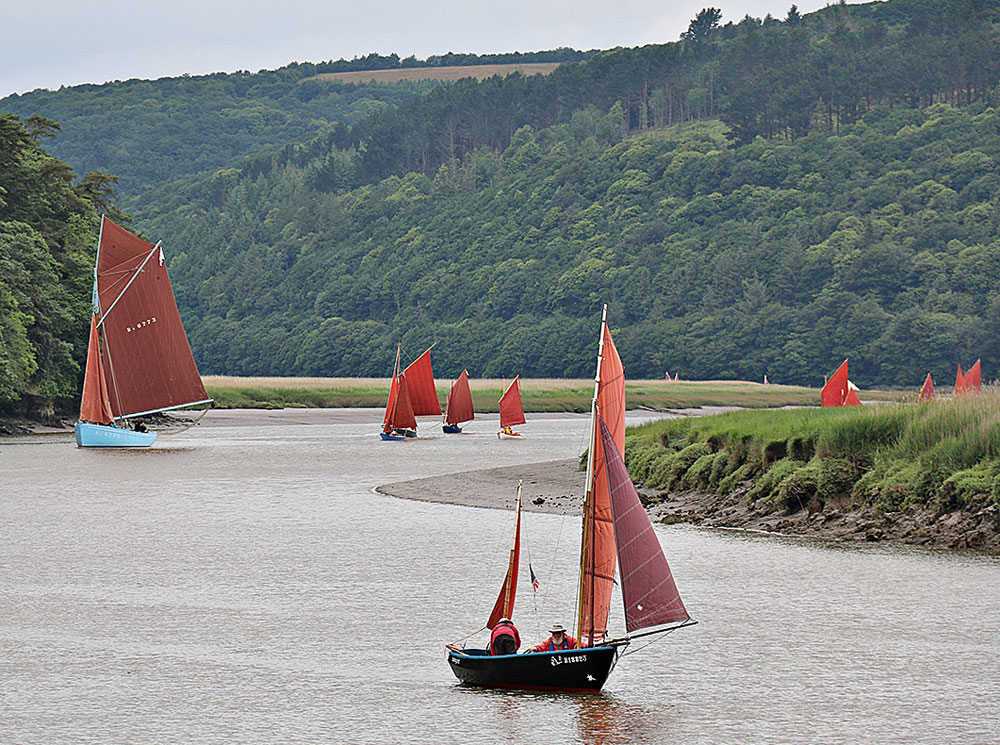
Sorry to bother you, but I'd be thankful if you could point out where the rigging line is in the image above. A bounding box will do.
[617,624,685,658]
[97,241,162,327]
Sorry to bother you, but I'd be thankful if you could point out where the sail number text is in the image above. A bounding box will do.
[125,317,157,333]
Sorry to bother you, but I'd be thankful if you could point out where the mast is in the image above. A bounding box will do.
[576,304,608,645]
[487,482,522,628]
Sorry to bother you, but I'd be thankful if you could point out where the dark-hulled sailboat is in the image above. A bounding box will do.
[447,305,695,691]
[75,217,212,447]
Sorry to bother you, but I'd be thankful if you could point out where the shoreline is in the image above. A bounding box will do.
[377,458,1000,553]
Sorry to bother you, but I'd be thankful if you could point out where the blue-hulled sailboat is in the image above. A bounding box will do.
[75,217,211,448]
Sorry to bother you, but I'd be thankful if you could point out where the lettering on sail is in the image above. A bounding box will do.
[125,317,157,333]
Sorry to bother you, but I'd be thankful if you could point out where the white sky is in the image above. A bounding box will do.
[3,0,834,97]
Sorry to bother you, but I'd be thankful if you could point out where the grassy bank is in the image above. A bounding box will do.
[625,393,1000,514]
[202,376,900,411]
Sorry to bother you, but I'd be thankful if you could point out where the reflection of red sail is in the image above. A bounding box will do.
[487,485,522,629]
[919,374,936,401]
[79,315,114,424]
[499,377,526,428]
[444,369,474,425]
[96,218,209,417]
[600,415,689,632]
[403,347,441,416]
[965,360,981,393]
[578,324,625,646]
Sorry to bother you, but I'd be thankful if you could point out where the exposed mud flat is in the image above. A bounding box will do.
[379,458,1000,553]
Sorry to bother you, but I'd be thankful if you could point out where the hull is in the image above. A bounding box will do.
[75,421,157,448]
[442,424,462,433]
[380,432,406,441]
[447,647,618,692]
[497,431,522,440]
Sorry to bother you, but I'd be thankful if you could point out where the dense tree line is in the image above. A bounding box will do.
[318,0,1000,187]
[136,101,1000,387]
[0,115,115,413]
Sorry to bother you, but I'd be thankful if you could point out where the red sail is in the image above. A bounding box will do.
[499,376,526,428]
[382,373,400,432]
[79,315,114,424]
[821,359,850,407]
[845,388,862,406]
[487,486,522,629]
[403,347,441,416]
[95,218,209,417]
[955,364,965,395]
[599,416,689,632]
[444,369,475,425]
[965,360,981,393]
[578,324,626,645]
[388,374,417,431]
[919,373,936,401]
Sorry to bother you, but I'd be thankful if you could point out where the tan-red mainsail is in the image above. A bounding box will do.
[79,315,114,424]
[577,320,625,646]
[919,373,936,401]
[444,369,474,426]
[487,485,522,629]
[95,217,209,418]
[965,360,981,393]
[403,347,441,416]
[499,376,526,429]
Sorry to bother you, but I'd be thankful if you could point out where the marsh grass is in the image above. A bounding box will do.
[203,375,893,412]
[627,391,1000,512]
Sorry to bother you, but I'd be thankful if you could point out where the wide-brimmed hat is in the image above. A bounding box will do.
[549,623,566,634]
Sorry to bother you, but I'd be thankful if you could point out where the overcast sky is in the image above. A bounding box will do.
[4,0,834,97]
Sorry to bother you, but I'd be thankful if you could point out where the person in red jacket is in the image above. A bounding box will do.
[529,623,578,652]
[490,617,521,655]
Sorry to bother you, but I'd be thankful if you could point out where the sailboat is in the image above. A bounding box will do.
[443,369,474,433]
[497,376,525,439]
[821,359,861,407]
[380,344,440,440]
[381,345,417,440]
[447,306,695,692]
[75,217,212,448]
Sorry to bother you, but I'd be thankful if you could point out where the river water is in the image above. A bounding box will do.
[1,409,998,744]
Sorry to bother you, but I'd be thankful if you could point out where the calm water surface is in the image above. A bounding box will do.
[1,410,998,744]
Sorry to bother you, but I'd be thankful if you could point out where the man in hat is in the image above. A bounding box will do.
[528,623,578,652]
[490,617,521,655]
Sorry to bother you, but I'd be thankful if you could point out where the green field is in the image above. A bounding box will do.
[625,391,1000,514]
[202,376,903,411]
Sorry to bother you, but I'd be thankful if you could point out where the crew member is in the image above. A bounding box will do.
[490,617,521,655]
[529,623,578,652]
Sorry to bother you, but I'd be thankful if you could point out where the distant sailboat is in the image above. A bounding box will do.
[381,345,417,440]
[447,305,695,692]
[919,373,936,401]
[954,360,983,396]
[75,217,212,448]
[442,369,474,433]
[821,359,861,407]
[497,376,525,439]
[381,344,440,440]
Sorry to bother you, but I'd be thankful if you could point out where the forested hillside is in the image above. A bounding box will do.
[140,102,1000,386]
[4,0,1000,405]
[0,49,589,198]
[0,115,111,413]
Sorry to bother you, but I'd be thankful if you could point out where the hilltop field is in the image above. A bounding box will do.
[307,62,561,84]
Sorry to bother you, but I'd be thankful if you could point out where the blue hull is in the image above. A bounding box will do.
[380,432,406,441]
[442,424,462,433]
[75,421,157,448]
